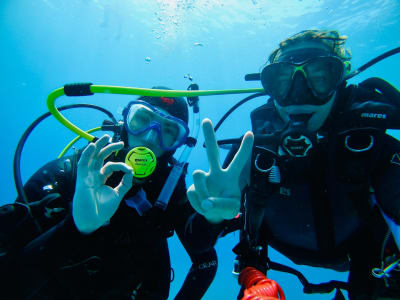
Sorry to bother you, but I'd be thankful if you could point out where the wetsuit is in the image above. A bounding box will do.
[186,83,400,299]
[0,150,217,300]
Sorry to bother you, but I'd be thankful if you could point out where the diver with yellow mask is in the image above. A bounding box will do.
[0,86,217,300]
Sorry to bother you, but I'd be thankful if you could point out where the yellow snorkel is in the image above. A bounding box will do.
[47,83,264,143]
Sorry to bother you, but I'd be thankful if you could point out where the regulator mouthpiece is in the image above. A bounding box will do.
[125,147,157,178]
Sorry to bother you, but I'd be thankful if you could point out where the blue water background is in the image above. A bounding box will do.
[1,0,400,299]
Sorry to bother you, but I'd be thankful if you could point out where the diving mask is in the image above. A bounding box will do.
[123,100,189,151]
[261,56,347,106]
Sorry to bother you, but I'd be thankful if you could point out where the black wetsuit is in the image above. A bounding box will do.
[0,151,217,300]
[187,83,400,299]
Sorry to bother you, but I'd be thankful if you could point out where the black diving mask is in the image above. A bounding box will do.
[261,56,347,106]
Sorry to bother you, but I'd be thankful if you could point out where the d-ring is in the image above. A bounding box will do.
[345,135,374,152]
[255,154,276,173]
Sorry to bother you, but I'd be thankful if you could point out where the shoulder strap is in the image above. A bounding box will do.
[335,78,400,130]
[358,77,400,105]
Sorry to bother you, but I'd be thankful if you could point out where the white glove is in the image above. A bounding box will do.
[72,134,134,234]
[187,119,254,224]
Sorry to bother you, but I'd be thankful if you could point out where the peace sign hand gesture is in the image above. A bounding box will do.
[187,119,254,224]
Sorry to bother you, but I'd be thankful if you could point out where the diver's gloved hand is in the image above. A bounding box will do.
[187,119,254,224]
[73,134,133,234]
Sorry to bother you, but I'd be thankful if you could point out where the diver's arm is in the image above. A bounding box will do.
[173,202,218,299]
[174,246,218,300]
[1,150,81,255]
[0,153,80,299]
[174,197,225,253]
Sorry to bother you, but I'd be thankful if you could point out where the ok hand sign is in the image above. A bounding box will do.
[187,119,254,224]
[73,135,134,234]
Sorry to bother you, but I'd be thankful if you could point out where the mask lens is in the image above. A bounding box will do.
[261,63,294,101]
[159,118,181,148]
[304,57,344,98]
[127,104,153,132]
[124,101,189,151]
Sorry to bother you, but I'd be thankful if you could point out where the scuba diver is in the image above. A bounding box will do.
[0,87,217,300]
[186,30,400,299]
